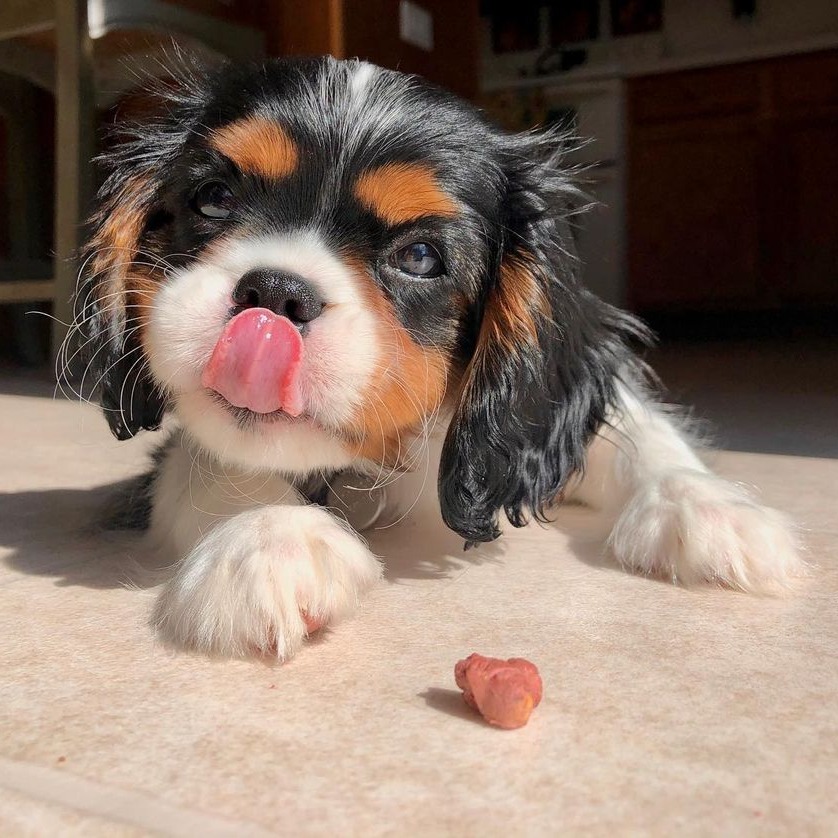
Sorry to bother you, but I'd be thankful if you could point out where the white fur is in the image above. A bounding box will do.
[326,423,451,530]
[149,440,381,659]
[146,230,380,474]
[149,441,305,558]
[567,385,804,592]
[328,388,803,596]
[143,226,387,658]
[348,61,377,109]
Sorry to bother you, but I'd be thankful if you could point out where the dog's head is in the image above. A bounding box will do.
[77,56,642,544]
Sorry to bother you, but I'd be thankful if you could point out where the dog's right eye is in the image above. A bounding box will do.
[192,181,234,219]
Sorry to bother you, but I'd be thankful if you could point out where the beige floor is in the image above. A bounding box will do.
[1,354,837,836]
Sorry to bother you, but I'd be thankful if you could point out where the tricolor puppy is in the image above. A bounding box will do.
[76,57,802,659]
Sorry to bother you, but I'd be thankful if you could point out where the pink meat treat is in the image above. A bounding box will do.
[202,307,304,415]
[455,653,543,729]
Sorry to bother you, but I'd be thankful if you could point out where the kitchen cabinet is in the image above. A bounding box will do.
[627,50,838,312]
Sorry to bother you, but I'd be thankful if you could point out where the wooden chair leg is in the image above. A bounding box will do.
[52,0,95,362]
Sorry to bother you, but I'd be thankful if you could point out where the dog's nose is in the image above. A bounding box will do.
[232,268,324,324]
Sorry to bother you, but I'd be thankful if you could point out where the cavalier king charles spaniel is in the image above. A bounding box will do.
[74,56,802,659]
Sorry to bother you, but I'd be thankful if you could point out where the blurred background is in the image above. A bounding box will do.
[0,0,836,455]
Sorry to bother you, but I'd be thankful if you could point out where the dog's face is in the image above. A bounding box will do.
[78,57,639,544]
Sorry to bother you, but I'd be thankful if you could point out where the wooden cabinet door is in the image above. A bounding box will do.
[627,51,838,313]
[776,118,838,305]
[628,123,761,310]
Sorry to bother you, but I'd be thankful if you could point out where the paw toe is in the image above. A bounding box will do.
[610,471,805,593]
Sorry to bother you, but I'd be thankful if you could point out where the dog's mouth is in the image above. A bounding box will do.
[199,307,352,442]
[209,392,302,426]
[201,308,305,416]
[206,391,342,441]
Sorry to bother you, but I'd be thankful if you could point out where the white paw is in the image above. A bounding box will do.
[151,505,381,659]
[609,469,805,592]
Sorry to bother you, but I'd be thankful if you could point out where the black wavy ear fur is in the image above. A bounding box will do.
[439,129,650,545]
[94,327,166,441]
[71,56,207,440]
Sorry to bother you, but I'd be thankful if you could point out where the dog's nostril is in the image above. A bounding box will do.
[232,282,262,309]
[232,268,324,325]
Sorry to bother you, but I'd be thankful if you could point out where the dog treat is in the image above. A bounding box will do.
[455,653,542,729]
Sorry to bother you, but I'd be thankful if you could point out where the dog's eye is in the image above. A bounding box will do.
[391,242,444,278]
[192,181,234,219]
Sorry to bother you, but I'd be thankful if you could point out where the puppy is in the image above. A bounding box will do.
[73,56,802,659]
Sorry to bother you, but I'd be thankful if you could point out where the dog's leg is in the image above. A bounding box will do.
[147,440,381,659]
[567,385,803,591]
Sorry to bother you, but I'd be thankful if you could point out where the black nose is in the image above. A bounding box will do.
[232,269,323,324]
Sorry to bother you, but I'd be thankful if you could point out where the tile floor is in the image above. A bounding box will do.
[0,340,836,835]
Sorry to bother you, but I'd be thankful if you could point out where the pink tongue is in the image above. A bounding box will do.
[202,308,304,416]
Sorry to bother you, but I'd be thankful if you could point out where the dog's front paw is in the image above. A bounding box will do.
[152,505,381,659]
[609,469,805,592]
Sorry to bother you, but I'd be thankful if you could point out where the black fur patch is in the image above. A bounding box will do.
[437,131,650,544]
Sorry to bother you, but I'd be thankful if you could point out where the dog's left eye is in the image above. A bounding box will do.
[192,181,234,219]
[391,242,444,278]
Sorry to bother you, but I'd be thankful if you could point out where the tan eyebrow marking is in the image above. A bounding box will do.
[210,116,298,179]
[354,162,458,225]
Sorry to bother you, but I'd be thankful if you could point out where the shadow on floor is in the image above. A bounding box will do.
[0,479,520,591]
[0,471,635,599]
[0,362,58,398]
[418,687,488,726]
[0,481,166,590]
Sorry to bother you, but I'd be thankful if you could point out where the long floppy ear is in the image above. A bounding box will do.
[74,171,166,440]
[72,76,199,440]
[439,130,649,544]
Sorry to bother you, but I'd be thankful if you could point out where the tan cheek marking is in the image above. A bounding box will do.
[354,162,457,226]
[86,175,151,314]
[343,263,449,465]
[479,257,550,355]
[211,117,298,180]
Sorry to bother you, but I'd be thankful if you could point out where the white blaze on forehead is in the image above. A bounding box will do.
[303,59,419,222]
[349,61,377,107]
[315,58,415,155]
